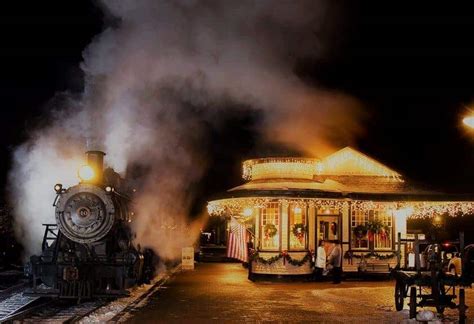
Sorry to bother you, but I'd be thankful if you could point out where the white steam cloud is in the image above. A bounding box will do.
[9,0,363,259]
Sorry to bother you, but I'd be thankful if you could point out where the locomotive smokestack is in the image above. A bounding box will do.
[85,150,105,184]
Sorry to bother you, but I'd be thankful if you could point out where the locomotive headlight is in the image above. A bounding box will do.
[78,165,95,181]
[54,183,63,193]
[105,186,113,193]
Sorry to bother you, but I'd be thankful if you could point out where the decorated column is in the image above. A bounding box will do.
[281,200,289,250]
[308,203,315,251]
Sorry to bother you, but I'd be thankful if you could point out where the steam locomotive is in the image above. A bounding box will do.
[25,151,154,299]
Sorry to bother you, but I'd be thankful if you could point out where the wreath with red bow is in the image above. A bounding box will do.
[292,223,306,241]
[263,223,278,239]
[353,221,390,241]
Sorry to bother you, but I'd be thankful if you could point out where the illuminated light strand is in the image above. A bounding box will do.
[251,162,316,180]
[348,201,474,218]
[319,147,401,179]
[207,198,349,217]
[207,198,474,219]
[403,202,474,219]
[242,157,320,181]
[241,148,403,182]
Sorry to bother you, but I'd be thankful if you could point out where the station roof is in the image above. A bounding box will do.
[233,147,409,196]
[208,148,474,217]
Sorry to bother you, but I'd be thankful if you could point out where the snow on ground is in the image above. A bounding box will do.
[78,264,181,324]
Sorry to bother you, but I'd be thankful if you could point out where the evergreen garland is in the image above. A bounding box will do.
[284,252,312,266]
[250,251,312,267]
[344,250,396,260]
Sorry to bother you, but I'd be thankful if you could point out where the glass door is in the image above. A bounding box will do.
[316,215,341,247]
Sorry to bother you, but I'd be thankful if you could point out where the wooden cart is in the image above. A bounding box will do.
[393,232,471,323]
[393,270,467,316]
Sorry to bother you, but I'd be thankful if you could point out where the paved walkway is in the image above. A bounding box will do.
[128,263,472,323]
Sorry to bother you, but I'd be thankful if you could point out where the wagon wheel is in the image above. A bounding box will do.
[459,288,466,324]
[409,286,417,319]
[436,282,446,314]
[395,279,406,311]
[436,303,445,314]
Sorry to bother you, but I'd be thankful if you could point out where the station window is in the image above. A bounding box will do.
[351,210,369,248]
[374,211,392,250]
[261,203,280,250]
[289,205,307,250]
[351,209,393,250]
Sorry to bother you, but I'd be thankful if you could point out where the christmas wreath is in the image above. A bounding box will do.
[366,219,384,233]
[263,223,278,239]
[353,225,367,239]
[353,221,390,241]
[292,223,306,241]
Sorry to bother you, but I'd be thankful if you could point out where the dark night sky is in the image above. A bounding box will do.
[1,2,474,206]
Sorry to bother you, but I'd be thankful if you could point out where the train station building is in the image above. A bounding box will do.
[207,147,474,277]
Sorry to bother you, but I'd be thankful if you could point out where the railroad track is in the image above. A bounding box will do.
[1,284,157,323]
[0,297,109,323]
[0,282,28,302]
[0,289,107,323]
[0,291,46,322]
[0,265,181,323]
[12,299,108,323]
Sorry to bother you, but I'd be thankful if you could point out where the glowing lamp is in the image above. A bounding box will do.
[105,186,113,193]
[463,116,474,129]
[242,207,253,217]
[54,183,62,193]
[78,165,95,181]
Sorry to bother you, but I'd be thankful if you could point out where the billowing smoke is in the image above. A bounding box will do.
[9,0,363,258]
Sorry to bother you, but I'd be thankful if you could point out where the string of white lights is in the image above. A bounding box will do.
[207,197,474,219]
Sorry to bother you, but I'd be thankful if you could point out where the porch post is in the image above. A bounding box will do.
[255,208,260,249]
[281,200,289,250]
[308,203,315,251]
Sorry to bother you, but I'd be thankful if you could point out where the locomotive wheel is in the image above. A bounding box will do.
[395,280,406,311]
[409,286,417,319]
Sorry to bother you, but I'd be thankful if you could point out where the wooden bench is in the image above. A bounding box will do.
[358,262,391,274]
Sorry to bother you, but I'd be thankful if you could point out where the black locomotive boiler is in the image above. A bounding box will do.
[25,151,154,299]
